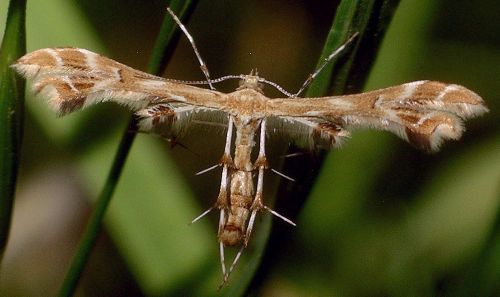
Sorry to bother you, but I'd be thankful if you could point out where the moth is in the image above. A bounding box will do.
[11,8,488,287]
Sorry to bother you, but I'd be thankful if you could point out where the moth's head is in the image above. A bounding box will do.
[237,69,264,93]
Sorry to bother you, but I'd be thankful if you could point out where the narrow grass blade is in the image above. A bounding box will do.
[231,0,402,295]
[0,0,26,261]
[58,1,199,296]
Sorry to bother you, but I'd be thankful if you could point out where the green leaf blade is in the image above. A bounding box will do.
[240,0,401,295]
[0,0,26,259]
[58,1,200,296]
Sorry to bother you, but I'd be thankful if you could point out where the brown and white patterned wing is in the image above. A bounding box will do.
[11,48,228,115]
[266,115,350,149]
[136,102,227,139]
[267,81,488,151]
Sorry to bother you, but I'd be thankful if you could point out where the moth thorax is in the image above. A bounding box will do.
[238,74,263,93]
[220,204,251,246]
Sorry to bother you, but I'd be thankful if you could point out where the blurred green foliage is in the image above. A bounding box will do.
[0,0,498,296]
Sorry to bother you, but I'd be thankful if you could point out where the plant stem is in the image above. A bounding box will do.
[0,0,26,261]
[57,1,198,296]
[242,0,401,294]
[58,118,137,296]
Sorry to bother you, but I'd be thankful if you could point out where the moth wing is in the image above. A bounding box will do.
[267,81,488,151]
[266,116,350,149]
[136,103,228,139]
[12,48,227,115]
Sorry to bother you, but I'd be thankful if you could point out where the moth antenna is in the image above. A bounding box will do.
[210,75,245,84]
[180,75,295,97]
[166,7,215,90]
[166,71,296,98]
[258,78,294,97]
[165,75,243,86]
[293,32,359,98]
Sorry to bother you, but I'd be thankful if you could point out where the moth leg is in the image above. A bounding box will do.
[292,32,359,97]
[245,119,296,246]
[219,245,245,289]
[190,115,233,229]
[244,119,267,246]
[219,241,226,277]
[216,115,234,226]
[215,115,235,277]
